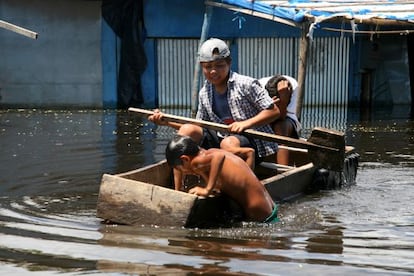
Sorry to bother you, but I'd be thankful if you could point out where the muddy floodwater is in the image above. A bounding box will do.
[0,107,413,275]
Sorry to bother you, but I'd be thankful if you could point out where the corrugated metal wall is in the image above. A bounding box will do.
[301,106,349,132]
[304,37,350,107]
[238,37,350,129]
[156,37,351,111]
[238,37,297,80]
[238,37,350,107]
[157,39,199,108]
[302,37,350,129]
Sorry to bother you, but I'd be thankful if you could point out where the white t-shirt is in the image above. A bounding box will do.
[259,75,301,135]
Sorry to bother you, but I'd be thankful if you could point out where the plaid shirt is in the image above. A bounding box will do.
[196,71,278,157]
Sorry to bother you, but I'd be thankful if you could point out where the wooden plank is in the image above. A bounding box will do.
[0,20,38,39]
[262,163,315,201]
[96,174,198,227]
[116,159,172,187]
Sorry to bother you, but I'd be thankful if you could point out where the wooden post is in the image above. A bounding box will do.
[191,6,213,118]
[296,23,310,122]
[0,20,38,39]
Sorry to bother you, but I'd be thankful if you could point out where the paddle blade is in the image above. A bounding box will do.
[307,127,345,171]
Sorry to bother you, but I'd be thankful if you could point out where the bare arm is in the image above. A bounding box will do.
[188,151,225,197]
[173,168,184,191]
[204,153,225,194]
[148,109,183,130]
[229,104,280,133]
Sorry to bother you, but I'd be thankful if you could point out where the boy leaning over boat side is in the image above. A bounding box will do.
[165,134,279,223]
[149,38,279,170]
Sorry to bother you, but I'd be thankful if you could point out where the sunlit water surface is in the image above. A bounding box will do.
[0,107,413,275]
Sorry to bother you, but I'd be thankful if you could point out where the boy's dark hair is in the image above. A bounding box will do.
[165,135,200,167]
[265,74,287,98]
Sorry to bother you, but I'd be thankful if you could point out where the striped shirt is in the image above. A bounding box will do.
[196,71,278,157]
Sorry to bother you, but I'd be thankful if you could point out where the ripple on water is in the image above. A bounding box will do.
[1,109,414,275]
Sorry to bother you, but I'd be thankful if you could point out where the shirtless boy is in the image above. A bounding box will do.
[165,134,279,223]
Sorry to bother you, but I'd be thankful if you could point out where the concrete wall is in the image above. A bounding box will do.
[0,0,102,108]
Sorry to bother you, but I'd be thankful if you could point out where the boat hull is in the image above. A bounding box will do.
[97,149,359,228]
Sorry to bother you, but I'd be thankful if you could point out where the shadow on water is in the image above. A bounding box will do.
[0,106,413,275]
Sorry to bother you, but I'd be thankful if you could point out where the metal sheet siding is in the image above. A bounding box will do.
[301,106,348,132]
[157,39,199,108]
[305,37,350,107]
[156,37,350,109]
[238,37,350,107]
[238,37,297,79]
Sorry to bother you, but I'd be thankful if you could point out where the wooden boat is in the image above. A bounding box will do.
[96,146,359,228]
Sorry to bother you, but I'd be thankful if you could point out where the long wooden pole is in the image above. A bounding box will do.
[295,23,310,122]
[128,107,346,171]
[128,107,339,151]
[0,20,38,39]
[191,6,213,118]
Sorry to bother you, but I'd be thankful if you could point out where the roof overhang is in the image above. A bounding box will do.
[205,0,414,36]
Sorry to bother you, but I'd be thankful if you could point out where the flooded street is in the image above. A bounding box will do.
[0,107,413,275]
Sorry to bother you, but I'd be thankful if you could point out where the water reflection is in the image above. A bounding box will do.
[347,106,414,166]
[103,109,156,173]
[301,105,349,132]
[97,217,346,275]
[0,107,413,275]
